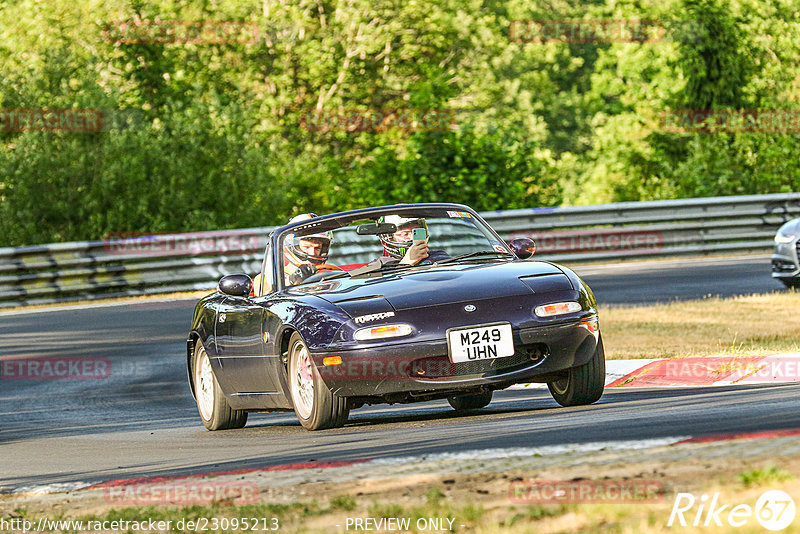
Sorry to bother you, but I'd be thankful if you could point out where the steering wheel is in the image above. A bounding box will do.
[316,263,343,272]
[303,263,344,284]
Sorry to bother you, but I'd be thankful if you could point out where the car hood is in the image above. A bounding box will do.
[778,218,800,237]
[290,261,573,315]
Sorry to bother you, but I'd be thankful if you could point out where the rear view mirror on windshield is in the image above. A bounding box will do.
[356,222,397,235]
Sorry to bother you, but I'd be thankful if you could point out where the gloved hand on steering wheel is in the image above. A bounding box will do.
[288,263,318,285]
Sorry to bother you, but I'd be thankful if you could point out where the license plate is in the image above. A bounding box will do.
[447,323,514,363]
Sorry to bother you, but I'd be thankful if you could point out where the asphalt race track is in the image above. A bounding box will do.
[0,254,793,491]
[572,254,782,305]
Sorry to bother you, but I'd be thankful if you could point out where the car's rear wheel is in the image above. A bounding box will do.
[447,391,493,411]
[287,333,349,430]
[548,336,605,407]
[193,340,248,430]
[781,278,799,289]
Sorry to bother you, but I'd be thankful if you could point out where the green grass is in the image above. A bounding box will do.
[738,465,795,488]
[502,504,570,527]
[329,494,356,511]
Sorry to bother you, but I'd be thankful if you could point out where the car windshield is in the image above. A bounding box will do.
[278,206,513,286]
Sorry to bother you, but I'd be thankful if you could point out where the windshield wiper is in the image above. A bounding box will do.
[317,270,352,281]
[350,260,424,277]
[380,262,421,272]
[434,250,514,265]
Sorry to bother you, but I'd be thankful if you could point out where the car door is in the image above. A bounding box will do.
[213,241,288,406]
[213,295,280,394]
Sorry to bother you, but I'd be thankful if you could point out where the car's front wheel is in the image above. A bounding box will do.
[287,333,349,430]
[548,336,605,407]
[193,340,248,430]
[447,391,493,411]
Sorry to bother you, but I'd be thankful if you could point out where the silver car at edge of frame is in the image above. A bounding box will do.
[772,218,800,288]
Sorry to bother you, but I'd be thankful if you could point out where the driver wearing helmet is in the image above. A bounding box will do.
[283,213,334,285]
[375,215,449,266]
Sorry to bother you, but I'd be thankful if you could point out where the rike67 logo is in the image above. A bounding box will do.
[668,490,795,531]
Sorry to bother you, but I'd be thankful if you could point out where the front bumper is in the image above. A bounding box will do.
[310,318,599,397]
[772,238,800,280]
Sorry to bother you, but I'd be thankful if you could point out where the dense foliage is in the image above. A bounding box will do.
[0,0,798,245]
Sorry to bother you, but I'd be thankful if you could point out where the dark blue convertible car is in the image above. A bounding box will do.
[187,204,604,430]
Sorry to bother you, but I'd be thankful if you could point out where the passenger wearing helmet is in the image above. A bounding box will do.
[376,215,449,266]
[284,213,334,285]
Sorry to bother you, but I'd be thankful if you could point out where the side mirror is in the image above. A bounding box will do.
[218,274,253,298]
[509,238,536,259]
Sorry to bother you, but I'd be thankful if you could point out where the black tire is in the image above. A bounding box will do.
[447,390,493,411]
[287,333,349,430]
[548,335,605,407]
[781,278,799,289]
[192,341,248,430]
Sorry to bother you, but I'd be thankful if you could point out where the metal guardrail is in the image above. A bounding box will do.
[0,229,270,308]
[482,193,800,262]
[2,193,799,308]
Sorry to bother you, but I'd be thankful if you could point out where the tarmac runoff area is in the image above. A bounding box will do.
[4,428,800,519]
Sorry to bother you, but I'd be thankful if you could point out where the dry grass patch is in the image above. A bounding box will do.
[17,460,800,534]
[600,291,800,359]
[7,444,800,533]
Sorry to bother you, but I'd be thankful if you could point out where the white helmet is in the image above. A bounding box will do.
[284,213,333,266]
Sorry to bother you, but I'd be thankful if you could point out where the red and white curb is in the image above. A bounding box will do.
[513,352,800,390]
[607,352,800,387]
